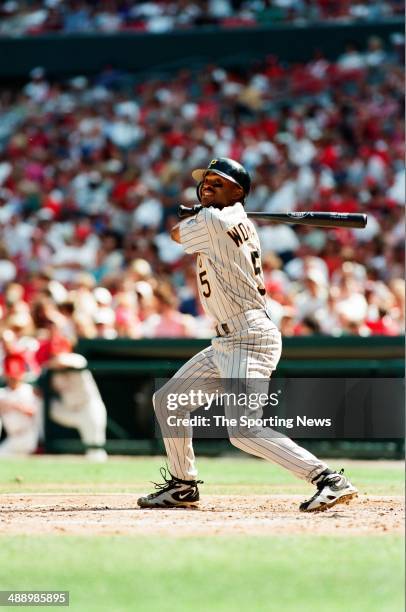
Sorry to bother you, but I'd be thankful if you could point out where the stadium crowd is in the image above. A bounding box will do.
[0,37,404,381]
[0,0,403,36]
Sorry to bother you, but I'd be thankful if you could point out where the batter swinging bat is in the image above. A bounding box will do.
[178,205,367,229]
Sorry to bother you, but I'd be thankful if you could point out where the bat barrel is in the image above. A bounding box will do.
[247,212,367,229]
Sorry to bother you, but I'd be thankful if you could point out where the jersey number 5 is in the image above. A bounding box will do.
[199,270,211,297]
[251,250,266,296]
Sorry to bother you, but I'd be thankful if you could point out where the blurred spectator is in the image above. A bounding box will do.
[0,347,41,456]
[23,67,50,103]
[93,308,117,339]
[0,243,16,289]
[0,1,403,36]
[142,285,196,337]
[111,281,142,338]
[295,270,328,319]
[337,42,366,71]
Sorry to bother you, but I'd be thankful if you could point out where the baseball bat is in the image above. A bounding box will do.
[178,205,367,229]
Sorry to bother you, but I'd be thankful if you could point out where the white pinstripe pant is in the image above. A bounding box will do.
[154,311,328,482]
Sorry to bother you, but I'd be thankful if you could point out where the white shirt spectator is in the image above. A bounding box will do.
[107,119,143,149]
[352,214,380,242]
[0,198,18,224]
[296,166,316,199]
[388,169,405,205]
[288,138,317,166]
[51,240,98,283]
[364,49,387,67]
[245,184,272,212]
[265,179,297,212]
[3,218,34,257]
[0,383,41,456]
[0,161,12,185]
[258,225,300,255]
[133,197,163,229]
[94,11,121,32]
[366,154,386,182]
[115,100,140,120]
[0,259,16,288]
[314,305,343,336]
[285,256,329,282]
[336,293,368,323]
[209,0,232,17]
[295,286,328,319]
[70,172,110,215]
[337,50,366,72]
[78,116,106,136]
[23,78,50,104]
[147,16,175,32]
[242,141,279,168]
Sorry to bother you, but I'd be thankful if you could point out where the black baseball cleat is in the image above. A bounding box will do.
[137,467,203,508]
[299,469,358,513]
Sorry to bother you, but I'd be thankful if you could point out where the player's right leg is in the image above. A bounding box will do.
[214,325,358,511]
[137,346,219,508]
[299,469,358,512]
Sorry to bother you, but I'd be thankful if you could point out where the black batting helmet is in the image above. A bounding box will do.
[192,157,251,202]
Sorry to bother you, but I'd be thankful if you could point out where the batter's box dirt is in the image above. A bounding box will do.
[0,495,403,536]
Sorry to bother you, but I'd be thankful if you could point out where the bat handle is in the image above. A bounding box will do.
[178,204,202,219]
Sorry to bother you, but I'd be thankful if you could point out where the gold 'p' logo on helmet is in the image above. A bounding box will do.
[209,159,218,167]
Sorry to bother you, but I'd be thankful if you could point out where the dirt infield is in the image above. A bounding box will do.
[0,494,403,536]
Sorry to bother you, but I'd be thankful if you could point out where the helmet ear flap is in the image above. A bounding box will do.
[196,181,203,202]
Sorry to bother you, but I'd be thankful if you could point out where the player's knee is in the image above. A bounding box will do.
[228,422,256,448]
[152,389,168,421]
[152,391,160,413]
[228,435,246,451]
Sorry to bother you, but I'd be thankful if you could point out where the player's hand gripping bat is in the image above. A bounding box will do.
[178,205,367,229]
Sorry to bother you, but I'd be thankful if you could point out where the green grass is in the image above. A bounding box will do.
[0,535,403,612]
[0,456,403,495]
[0,457,404,611]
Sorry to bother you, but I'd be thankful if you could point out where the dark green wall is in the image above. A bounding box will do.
[42,336,404,457]
[1,19,403,79]
[76,335,404,378]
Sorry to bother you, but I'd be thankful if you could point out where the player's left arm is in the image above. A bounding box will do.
[174,209,211,255]
[170,224,181,244]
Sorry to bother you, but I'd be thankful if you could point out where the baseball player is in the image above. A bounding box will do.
[138,158,357,512]
[37,328,108,461]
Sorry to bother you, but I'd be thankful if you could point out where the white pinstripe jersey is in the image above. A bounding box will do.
[179,203,266,323]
